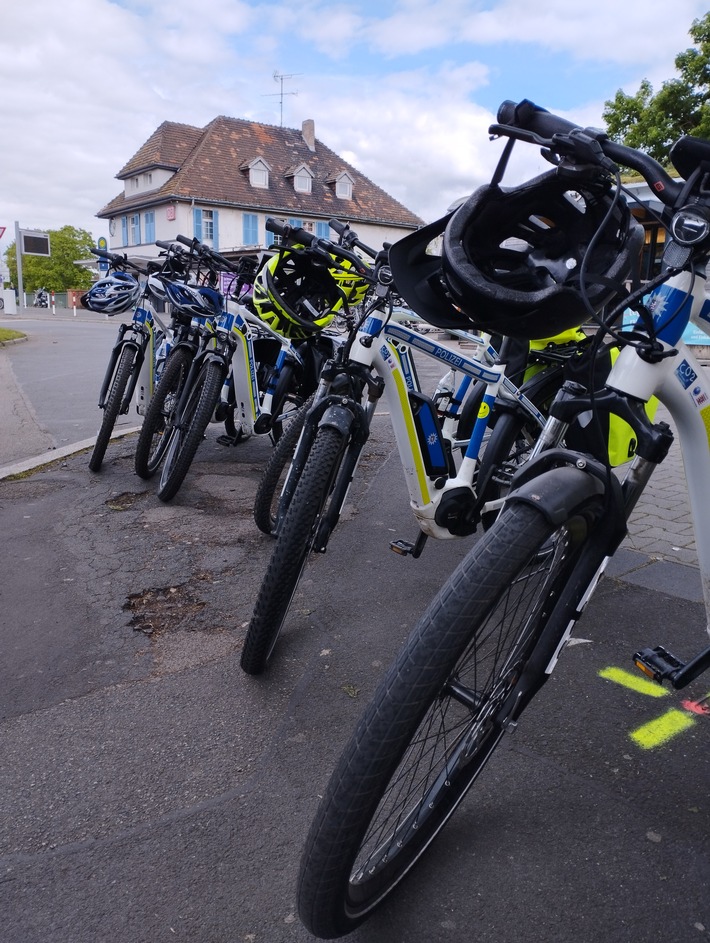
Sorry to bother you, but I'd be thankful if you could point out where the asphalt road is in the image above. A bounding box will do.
[1,316,709,943]
[0,309,136,466]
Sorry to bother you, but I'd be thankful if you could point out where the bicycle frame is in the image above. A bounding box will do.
[612,269,710,631]
[282,311,547,545]
[501,266,710,699]
[213,306,282,437]
[97,296,169,416]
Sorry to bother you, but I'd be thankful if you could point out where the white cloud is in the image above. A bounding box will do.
[0,0,708,256]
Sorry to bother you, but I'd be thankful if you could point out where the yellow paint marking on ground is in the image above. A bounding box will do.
[630,710,696,750]
[598,666,669,697]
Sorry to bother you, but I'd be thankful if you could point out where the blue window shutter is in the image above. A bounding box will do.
[243,213,258,245]
[288,218,303,229]
[193,207,203,241]
[266,229,275,247]
[121,216,128,246]
[212,210,219,251]
[315,221,329,239]
[145,212,155,243]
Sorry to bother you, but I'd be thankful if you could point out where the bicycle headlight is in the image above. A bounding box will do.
[670,205,710,246]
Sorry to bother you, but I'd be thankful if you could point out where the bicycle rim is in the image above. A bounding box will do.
[344,517,583,916]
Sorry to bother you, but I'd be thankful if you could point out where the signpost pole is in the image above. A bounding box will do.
[14,221,24,310]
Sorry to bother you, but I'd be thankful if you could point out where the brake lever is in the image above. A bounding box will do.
[551,130,619,174]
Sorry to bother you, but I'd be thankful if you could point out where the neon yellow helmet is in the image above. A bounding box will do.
[330,256,370,307]
[253,246,346,339]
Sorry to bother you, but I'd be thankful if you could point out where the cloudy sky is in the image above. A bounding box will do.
[1,0,707,256]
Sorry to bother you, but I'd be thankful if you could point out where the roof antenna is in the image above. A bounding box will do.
[264,71,302,126]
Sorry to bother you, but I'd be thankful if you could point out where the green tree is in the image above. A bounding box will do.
[4,225,96,292]
[603,13,710,164]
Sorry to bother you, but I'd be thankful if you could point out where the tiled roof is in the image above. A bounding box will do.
[116,120,205,177]
[98,116,424,229]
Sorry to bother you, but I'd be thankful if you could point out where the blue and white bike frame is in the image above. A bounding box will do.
[301,311,547,541]
[605,267,710,632]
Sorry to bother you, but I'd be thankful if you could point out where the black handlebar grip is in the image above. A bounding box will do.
[265,217,287,236]
[328,218,347,236]
[175,234,195,248]
[497,99,578,138]
[155,239,178,251]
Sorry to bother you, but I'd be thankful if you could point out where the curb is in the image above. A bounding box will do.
[0,426,141,481]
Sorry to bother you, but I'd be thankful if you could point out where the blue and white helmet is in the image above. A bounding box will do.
[81,272,142,314]
[162,281,223,319]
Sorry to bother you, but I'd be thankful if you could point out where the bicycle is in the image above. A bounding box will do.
[85,246,184,472]
[297,98,710,937]
[241,219,591,674]
[133,238,255,482]
[153,234,344,502]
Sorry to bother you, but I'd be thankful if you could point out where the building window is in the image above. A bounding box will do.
[243,213,258,246]
[131,177,139,190]
[144,211,155,244]
[129,214,141,245]
[336,177,353,200]
[249,160,269,188]
[193,207,219,250]
[294,168,312,193]
[315,221,330,239]
[143,172,153,187]
[203,210,215,246]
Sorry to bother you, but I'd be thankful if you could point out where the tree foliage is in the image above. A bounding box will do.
[3,226,96,292]
[603,14,710,165]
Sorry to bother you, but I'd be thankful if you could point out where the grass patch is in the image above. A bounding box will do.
[0,327,25,343]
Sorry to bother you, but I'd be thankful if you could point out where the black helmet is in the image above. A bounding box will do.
[390,169,643,341]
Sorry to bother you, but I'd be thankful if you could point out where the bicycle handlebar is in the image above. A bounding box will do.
[172,234,247,275]
[90,247,148,275]
[492,99,684,207]
[265,217,373,276]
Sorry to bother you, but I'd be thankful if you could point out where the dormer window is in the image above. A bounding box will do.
[247,158,270,189]
[336,174,353,200]
[293,165,314,194]
[326,171,354,201]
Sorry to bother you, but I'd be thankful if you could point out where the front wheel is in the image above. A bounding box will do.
[241,425,347,674]
[297,500,598,938]
[253,393,315,536]
[157,359,225,503]
[134,347,192,479]
[89,345,137,473]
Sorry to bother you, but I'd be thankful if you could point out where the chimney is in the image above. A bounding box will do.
[302,119,315,152]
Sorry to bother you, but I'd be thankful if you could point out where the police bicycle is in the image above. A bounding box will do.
[241,218,591,675]
[297,99,710,937]
[85,245,187,472]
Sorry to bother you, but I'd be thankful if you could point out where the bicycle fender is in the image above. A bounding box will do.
[318,403,355,436]
[505,465,605,527]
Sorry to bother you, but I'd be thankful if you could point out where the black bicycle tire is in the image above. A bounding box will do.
[253,393,315,536]
[297,500,598,937]
[241,425,346,674]
[476,370,564,529]
[157,360,224,503]
[134,347,193,479]
[271,363,301,443]
[88,345,137,473]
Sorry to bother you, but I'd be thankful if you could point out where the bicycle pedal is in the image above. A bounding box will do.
[633,646,685,684]
[389,532,428,559]
[216,434,241,447]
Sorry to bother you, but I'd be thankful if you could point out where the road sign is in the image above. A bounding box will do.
[97,236,109,272]
[20,230,51,256]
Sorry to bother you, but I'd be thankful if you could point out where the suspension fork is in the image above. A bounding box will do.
[171,332,227,430]
[97,324,149,409]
